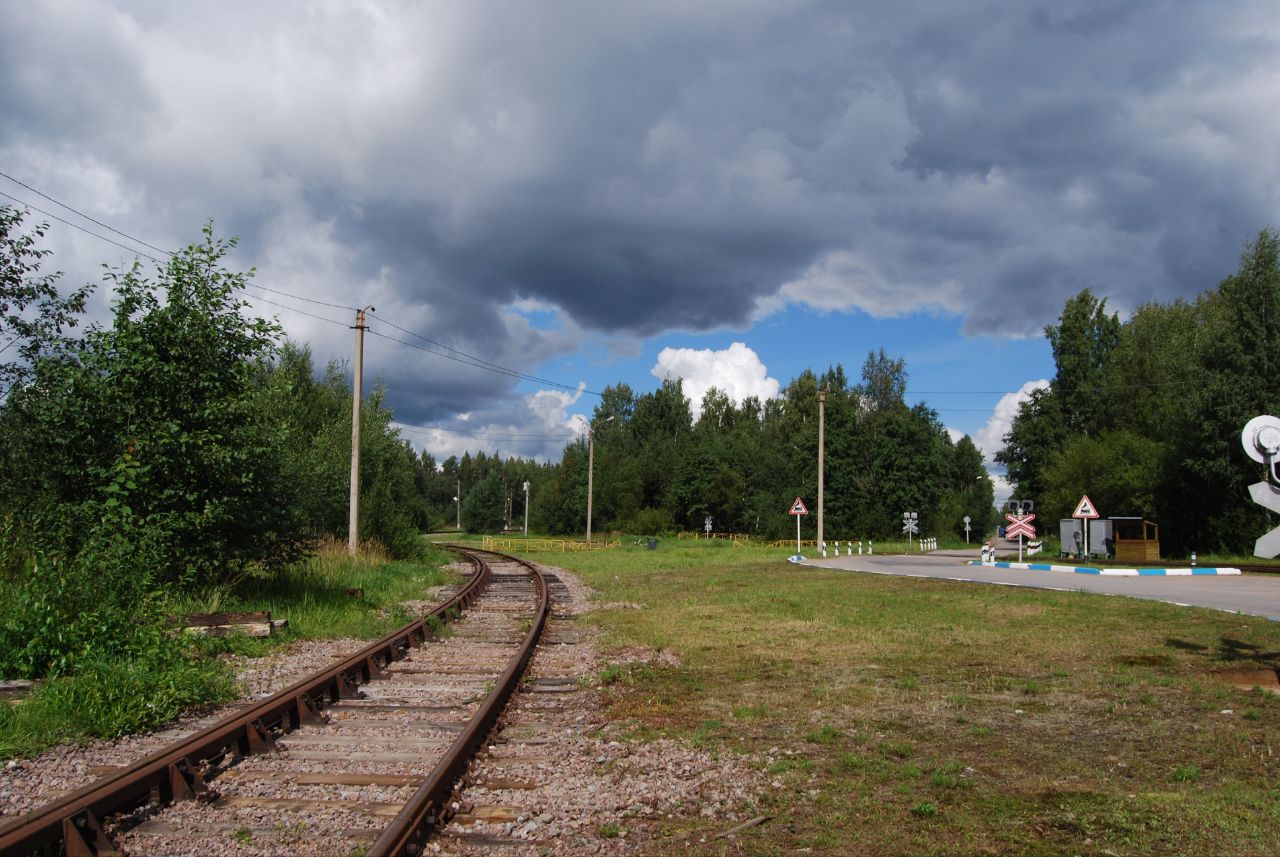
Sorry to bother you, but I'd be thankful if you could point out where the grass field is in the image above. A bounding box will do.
[531,539,1280,856]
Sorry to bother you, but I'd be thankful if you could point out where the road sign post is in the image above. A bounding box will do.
[788,497,809,559]
[963,515,971,544]
[902,511,918,546]
[1071,495,1100,558]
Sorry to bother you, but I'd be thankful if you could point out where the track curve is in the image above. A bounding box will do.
[0,546,548,857]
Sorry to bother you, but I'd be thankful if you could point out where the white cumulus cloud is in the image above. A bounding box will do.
[973,378,1051,471]
[651,342,780,420]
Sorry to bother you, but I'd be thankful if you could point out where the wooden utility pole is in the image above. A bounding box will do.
[348,307,371,556]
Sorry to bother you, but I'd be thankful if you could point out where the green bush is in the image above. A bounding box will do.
[620,506,675,536]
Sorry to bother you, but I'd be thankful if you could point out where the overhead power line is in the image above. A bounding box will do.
[0,168,173,258]
[0,174,596,396]
[366,325,597,396]
[0,189,167,265]
[396,423,578,442]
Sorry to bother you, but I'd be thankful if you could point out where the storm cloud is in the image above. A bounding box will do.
[3,1,1278,459]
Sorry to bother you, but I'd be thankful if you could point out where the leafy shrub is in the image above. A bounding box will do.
[620,506,675,536]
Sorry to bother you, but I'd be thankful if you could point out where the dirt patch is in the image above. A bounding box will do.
[1213,667,1280,694]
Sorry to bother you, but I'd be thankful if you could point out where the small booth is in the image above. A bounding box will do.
[1110,517,1160,563]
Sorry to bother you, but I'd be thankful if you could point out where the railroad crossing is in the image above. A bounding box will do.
[800,548,1280,622]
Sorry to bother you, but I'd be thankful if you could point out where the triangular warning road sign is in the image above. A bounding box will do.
[1072,495,1100,519]
[788,497,809,516]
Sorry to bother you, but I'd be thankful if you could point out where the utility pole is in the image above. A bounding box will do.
[523,480,530,537]
[348,306,373,557]
[455,479,461,530]
[584,415,616,544]
[587,427,596,545]
[817,388,826,553]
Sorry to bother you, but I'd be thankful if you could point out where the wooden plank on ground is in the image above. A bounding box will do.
[219,770,425,788]
[214,795,404,818]
[281,734,448,749]
[452,805,524,825]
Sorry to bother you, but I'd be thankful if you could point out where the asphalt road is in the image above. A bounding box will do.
[801,548,1280,621]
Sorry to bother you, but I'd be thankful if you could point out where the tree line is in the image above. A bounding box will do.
[0,211,432,678]
[997,230,1280,556]
[486,358,997,542]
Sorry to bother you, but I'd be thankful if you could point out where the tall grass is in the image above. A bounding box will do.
[0,537,455,758]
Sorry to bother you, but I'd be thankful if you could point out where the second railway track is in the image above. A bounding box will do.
[0,546,548,857]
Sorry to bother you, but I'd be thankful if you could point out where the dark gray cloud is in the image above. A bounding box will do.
[3,0,1279,457]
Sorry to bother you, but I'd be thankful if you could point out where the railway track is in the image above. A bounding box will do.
[0,546,548,857]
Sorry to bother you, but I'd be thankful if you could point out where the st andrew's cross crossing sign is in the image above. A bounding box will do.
[1004,513,1037,540]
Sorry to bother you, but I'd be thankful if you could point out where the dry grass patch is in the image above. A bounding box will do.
[536,541,1280,856]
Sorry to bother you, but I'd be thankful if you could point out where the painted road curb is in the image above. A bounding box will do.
[969,561,1241,576]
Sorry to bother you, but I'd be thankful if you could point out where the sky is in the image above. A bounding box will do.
[3,1,1279,505]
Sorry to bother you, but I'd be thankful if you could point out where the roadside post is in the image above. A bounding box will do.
[788,497,809,560]
[1072,495,1100,558]
[1005,512,1037,562]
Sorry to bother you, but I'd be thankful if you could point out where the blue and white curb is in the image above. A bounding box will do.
[969,561,1241,576]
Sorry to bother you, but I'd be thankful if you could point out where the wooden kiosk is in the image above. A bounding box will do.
[1110,517,1160,563]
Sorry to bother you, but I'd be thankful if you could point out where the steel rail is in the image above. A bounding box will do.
[368,548,550,857]
[0,549,492,857]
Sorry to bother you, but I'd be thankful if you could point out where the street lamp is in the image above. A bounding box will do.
[579,415,616,543]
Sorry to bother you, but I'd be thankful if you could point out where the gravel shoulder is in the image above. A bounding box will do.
[435,562,766,856]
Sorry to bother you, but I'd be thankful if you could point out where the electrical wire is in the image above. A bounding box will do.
[366,326,596,395]
[372,316,595,395]
[0,168,173,258]
[0,189,167,265]
[238,289,353,328]
[396,423,578,442]
[1,178,598,395]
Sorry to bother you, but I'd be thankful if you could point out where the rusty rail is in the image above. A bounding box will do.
[0,548,493,856]
[369,547,550,856]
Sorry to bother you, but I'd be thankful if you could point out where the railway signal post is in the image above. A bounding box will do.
[1005,512,1037,562]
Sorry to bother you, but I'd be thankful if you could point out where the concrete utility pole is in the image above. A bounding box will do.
[523,480,530,537]
[455,480,461,530]
[348,306,373,557]
[587,427,597,545]
[584,415,615,544]
[817,388,826,552]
